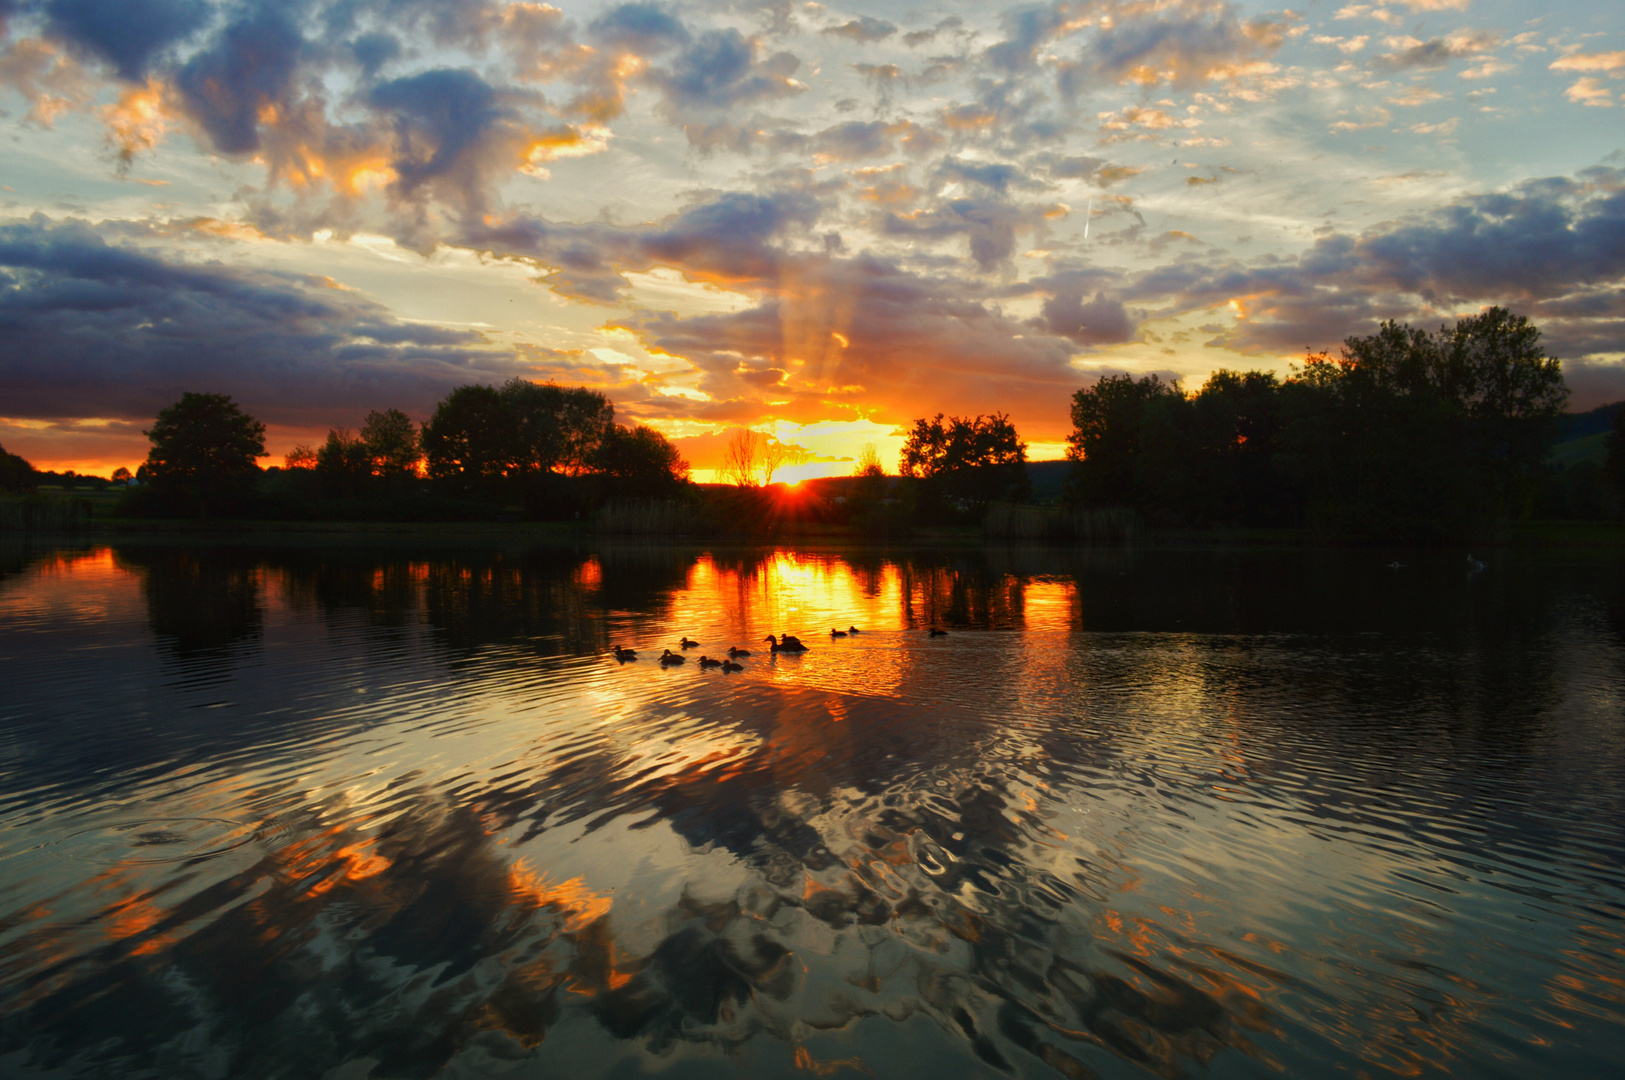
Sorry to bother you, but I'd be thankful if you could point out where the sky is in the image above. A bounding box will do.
[1,0,1622,481]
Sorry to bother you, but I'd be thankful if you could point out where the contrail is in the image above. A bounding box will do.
[1083,196,1092,241]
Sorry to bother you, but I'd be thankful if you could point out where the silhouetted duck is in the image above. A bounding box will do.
[1466,553,1486,572]
[660,649,686,665]
[847,626,861,634]
[679,636,700,649]
[698,655,722,668]
[721,659,744,673]
[727,646,752,658]
[928,627,948,637]
[830,628,847,637]
[764,634,808,652]
[613,646,637,662]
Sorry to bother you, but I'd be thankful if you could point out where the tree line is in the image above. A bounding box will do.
[14,306,1622,540]
[1066,307,1593,539]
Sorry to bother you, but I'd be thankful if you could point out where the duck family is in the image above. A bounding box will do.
[616,623,961,674]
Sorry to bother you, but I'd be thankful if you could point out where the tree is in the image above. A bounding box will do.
[501,380,614,477]
[284,445,318,470]
[722,428,763,487]
[360,408,422,478]
[0,443,38,494]
[1606,406,1625,497]
[900,413,1030,516]
[1067,373,1184,507]
[111,467,133,485]
[316,428,372,498]
[599,424,690,496]
[143,392,266,516]
[422,384,510,493]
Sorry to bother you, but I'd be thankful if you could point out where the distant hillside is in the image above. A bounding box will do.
[1560,401,1622,441]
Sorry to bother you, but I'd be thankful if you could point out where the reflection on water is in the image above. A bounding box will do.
[1,540,1623,1078]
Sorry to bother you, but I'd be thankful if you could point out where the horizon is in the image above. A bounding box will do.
[2,0,1622,482]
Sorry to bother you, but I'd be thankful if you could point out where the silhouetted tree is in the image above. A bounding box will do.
[360,408,422,479]
[1606,406,1625,497]
[142,392,266,516]
[422,384,510,494]
[111,467,133,485]
[900,413,1030,518]
[316,428,372,498]
[1067,374,1183,508]
[598,424,689,497]
[0,443,38,494]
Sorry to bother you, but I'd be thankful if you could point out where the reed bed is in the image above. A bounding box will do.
[0,496,94,533]
[595,499,701,535]
[981,502,1141,544]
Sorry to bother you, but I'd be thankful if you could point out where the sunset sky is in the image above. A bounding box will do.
[1,0,1621,480]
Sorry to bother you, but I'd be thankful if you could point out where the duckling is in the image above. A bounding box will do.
[721,659,744,673]
[679,636,700,649]
[727,646,752,658]
[613,646,637,661]
[764,634,808,652]
[698,655,722,668]
[928,627,948,637]
[830,628,848,638]
[660,649,686,665]
[847,626,861,634]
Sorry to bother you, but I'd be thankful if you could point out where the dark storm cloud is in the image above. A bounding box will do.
[587,3,689,53]
[175,5,304,154]
[653,28,802,111]
[42,0,210,81]
[823,17,895,44]
[0,216,513,427]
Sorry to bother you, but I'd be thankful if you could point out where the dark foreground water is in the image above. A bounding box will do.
[1,540,1623,1079]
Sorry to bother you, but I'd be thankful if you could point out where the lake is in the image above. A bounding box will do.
[1,539,1623,1079]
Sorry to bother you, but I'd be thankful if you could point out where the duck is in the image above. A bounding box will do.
[727,646,752,658]
[764,634,808,652]
[697,655,722,668]
[721,659,744,673]
[679,636,700,649]
[830,628,848,638]
[660,649,686,665]
[1386,561,1405,570]
[928,627,949,637]
[847,626,861,634]
[1466,553,1486,572]
[613,646,637,661]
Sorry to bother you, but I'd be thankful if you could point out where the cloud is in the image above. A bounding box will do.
[609,254,1086,437]
[1034,278,1139,345]
[1372,31,1498,72]
[0,215,517,428]
[1137,167,1625,381]
[1057,3,1295,93]
[653,28,802,112]
[1563,77,1613,107]
[42,0,210,81]
[1550,50,1625,75]
[174,5,304,155]
[587,3,690,53]
[823,17,896,44]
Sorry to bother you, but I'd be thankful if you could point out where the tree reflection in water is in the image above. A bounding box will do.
[0,542,1621,1079]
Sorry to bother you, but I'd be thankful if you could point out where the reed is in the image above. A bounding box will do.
[0,496,93,533]
[595,498,701,535]
[981,502,1141,544]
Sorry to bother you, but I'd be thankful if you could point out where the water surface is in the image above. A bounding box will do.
[1,541,1623,1079]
